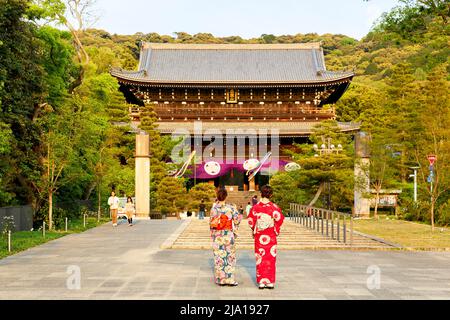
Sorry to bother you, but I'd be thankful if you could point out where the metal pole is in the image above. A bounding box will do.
[350,216,354,246]
[8,230,11,253]
[337,216,340,242]
[326,211,329,237]
[309,212,312,229]
[43,221,46,238]
[65,217,68,232]
[317,210,320,233]
[343,215,347,244]
[414,169,418,203]
[321,211,324,235]
[331,213,334,239]
[84,214,86,228]
[313,210,316,230]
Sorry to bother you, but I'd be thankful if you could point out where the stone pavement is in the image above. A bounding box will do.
[0,220,450,300]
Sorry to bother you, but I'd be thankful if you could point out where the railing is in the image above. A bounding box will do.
[129,104,335,120]
[289,204,354,245]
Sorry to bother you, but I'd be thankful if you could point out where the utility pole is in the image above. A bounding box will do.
[427,155,437,232]
[409,166,420,204]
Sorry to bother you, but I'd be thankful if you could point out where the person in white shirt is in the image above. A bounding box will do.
[107,191,120,227]
[245,202,252,218]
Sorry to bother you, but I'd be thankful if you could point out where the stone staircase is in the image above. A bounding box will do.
[166,218,398,250]
[225,189,259,209]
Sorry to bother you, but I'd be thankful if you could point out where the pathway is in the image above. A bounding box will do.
[0,220,449,300]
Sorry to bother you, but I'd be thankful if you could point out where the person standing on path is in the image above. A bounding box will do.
[199,200,206,220]
[125,197,135,226]
[108,191,120,227]
[209,188,242,286]
[245,202,252,218]
[247,185,285,289]
[252,195,258,207]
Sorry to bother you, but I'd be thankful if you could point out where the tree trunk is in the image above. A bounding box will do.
[374,191,380,219]
[49,190,53,230]
[308,183,324,207]
[84,180,97,200]
[431,197,435,232]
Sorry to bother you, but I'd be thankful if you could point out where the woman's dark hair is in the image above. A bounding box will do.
[217,188,228,202]
[260,185,273,199]
[127,197,133,203]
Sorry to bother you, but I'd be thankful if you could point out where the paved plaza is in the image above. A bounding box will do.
[1,220,450,300]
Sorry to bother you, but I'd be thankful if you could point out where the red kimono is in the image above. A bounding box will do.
[248,201,285,285]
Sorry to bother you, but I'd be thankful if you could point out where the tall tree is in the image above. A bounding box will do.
[414,64,450,231]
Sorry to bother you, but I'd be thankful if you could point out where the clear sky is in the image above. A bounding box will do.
[93,0,400,40]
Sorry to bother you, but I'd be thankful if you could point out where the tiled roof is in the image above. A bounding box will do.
[111,43,354,85]
[149,121,360,136]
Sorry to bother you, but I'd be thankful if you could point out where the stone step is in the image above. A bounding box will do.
[167,219,394,250]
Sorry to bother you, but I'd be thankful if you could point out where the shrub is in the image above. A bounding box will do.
[1,216,16,237]
[400,199,430,223]
[188,183,216,213]
[437,200,450,227]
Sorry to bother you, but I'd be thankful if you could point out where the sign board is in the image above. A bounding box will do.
[428,155,437,166]
[370,194,398,208]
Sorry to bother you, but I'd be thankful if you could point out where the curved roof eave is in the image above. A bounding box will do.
[110,71,355,86]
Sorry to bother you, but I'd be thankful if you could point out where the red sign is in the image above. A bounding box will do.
[428,155,437,166]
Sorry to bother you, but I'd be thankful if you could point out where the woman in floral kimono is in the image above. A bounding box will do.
[248,185,285,289]
[210,188,243,286]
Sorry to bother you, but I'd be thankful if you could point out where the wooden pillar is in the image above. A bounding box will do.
[135,134,150,218]
[249,179,256,192]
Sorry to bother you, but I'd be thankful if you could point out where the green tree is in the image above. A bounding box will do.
[33,102,83,230]
[414,64,450,231]
[367,132,400,218]
[384,63,422,183]
[188,183,216,213]
[156,177,187,219]
[270,171,308,212]
[140,104,167,209]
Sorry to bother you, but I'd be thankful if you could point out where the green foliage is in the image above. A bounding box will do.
[273,121,355,210]
[438,199,450,227]
[187,183,216,212]
[1,216,15,236]
[270,172,308,212]
[0,0,448,229]
[156,177,187,217]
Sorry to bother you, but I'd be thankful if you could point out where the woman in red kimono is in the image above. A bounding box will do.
[247,185,285,289]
